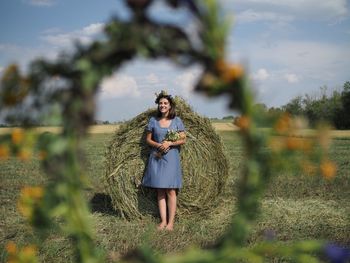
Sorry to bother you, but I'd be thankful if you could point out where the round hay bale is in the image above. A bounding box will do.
[104,97,229,219]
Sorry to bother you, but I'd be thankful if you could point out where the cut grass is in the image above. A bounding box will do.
[0,131,349,262]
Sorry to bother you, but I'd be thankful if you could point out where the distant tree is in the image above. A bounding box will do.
[302,88,342,126]
[334,81,350,129]
[325,90,342,126]
[283,96,303,116]
[222,115,234,120]
[342,81,350,127]
[268,107,283,115]
[253,103,268,112]
[267,107,283,122]
[266,82,349,128]
[250,103,270,127]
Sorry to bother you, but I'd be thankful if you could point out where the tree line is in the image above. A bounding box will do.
[253,81,350,129]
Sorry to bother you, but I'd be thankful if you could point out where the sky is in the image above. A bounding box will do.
[0,0,349,122]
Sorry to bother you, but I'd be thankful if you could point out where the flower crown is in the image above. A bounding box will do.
[154,90,173,104]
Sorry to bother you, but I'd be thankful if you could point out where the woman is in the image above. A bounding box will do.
[142,92,186,231]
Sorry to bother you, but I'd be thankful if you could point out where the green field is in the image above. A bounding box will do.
[1,131,349,262]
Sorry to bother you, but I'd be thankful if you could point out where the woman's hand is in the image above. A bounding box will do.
[159,141,172,153]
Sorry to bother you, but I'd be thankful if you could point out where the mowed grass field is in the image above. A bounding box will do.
[0,124,349,262]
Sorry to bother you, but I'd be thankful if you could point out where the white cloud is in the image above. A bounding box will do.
[25,0,55,6]
[174,68,201,98]
[0,22,104,75]
[99,73,141,99]
[285,73,299,83]
[81,23,104,36]
[0,43,59,72]
[0,43,21,53]
[275,41,348,78]
[224,0,349,21]
[236,40,350,82]
[243,39,350,104]
[235,39,349,105]
[41,23,104,48]
[145,73,160,84]
[252,68,270,81]
[236,9,294,23]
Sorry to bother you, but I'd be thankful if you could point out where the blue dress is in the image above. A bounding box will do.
[142,116,185,189]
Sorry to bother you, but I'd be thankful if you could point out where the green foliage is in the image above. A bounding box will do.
[334,81,350,129]
[0,0,348,263]
[222,115,234,120]
[283,96,304,116]
[278,82,350,128]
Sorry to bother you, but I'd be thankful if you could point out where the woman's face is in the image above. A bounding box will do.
[158,98,171,115]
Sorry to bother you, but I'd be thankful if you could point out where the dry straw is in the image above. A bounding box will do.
[104,97,229,219]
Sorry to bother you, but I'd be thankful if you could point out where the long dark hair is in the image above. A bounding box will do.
[155,93,176,119]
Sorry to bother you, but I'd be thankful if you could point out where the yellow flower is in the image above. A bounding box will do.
[201,72,217,87]
[221,64,244,83]
[38,150,48,161]
[17,149,32,161]
[286,137,312,152]
[215,59,227,72]
[18,201,32,218]
[234,116,250,131]
[215,59,244,83]
[5,241,17,254]
[320,160,337,180]
[11,128,24,145]
[268,137,285,152]
[286,137,298,150]
[21,186,44,199]
[22,245,37,258]
[0,144,10,160]
[274,113,292,134]
[5,242,38,263]
[18,186,44,218]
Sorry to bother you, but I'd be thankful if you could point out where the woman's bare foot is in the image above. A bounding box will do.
[157,222,167,231]
[165,223,174,231]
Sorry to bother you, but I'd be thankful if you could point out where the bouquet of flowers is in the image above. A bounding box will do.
[164,129,182,141]
[154,129,185,158]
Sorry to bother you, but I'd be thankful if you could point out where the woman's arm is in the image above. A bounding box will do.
[146,132,162,148]
[147,131,186,152]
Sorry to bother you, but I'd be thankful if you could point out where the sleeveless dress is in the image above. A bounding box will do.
[142,116,185,189]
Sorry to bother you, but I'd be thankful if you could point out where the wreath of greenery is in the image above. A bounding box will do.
[0,1,344,262]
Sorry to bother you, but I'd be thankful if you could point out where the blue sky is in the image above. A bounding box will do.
[0,0,349,121]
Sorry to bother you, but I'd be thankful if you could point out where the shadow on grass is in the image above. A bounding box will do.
[89,193,119,216]
[89,191,158,218]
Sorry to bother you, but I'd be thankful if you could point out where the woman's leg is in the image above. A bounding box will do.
[165,189,177,230]
[157,189,167,229]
